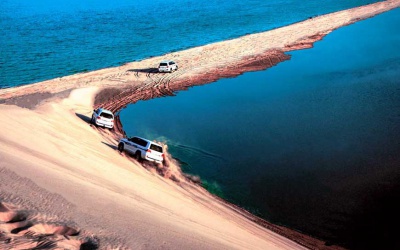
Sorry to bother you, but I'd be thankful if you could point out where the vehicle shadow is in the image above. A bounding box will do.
[75,113,91,124]
[127,68,159,74]
[101,141,117,150]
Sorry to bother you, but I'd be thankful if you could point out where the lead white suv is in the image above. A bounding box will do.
[118,136,164,164]
[91,108,114,129]
[158,60,178,73]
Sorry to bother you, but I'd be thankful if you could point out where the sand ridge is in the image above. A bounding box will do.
[1,1,400,249]
[1,183,98,249]
[0,0,399,103]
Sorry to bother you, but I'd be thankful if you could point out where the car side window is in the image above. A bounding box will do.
[138,139,148,147]
[128,137,149,147]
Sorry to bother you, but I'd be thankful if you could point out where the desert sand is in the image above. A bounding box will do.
[1,1,399,249]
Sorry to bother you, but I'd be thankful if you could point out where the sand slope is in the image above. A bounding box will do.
[1,87,307,249]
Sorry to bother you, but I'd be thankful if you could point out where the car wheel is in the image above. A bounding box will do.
[92,117,98,126]
[176,66,178,70]
[118,143,124,152]
[135,151,142,161]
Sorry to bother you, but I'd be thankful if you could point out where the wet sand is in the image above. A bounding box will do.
[1,1,399,249]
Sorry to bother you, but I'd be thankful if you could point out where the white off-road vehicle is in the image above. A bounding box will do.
[91,108,114,129]
[158,60,178,73]
[118,136,164,164]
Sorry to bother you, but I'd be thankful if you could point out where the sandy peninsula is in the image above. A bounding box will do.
[1,1,399,249]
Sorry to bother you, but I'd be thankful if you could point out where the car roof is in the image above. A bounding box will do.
[160,60,174,63]
[98,108,113,114]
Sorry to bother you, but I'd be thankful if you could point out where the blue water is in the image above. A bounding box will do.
[121,8,400,249]
[1,0,380,88]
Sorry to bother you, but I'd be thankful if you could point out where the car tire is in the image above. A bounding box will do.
[118,143,124,152]
[135,151,142,161]
[92,117,98,126]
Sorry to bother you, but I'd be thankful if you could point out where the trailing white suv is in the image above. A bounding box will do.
[118,136,164,164]
[91,108,114,129]
[158,60,178,73]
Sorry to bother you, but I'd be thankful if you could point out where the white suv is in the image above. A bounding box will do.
[118,136,164,163]
[91,108,114,129]
[158,60,178,73]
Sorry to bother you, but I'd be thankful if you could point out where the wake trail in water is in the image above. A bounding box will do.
[174,144,226,161]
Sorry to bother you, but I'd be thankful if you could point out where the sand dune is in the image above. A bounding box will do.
[0,88,310,249]
[1,1,399,249]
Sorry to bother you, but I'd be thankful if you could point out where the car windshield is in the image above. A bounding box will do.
[100,112,113,119]
[159,63,168,66]
[150,144,163,153]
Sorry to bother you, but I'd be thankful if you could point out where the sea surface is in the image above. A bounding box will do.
[2,0,399,249]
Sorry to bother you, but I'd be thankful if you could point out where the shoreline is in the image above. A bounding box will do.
[1,1,400,249]
[1,0,399,135]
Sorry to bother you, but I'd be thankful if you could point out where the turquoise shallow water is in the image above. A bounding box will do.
[1,0,379,88]
[121,8,400,249]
